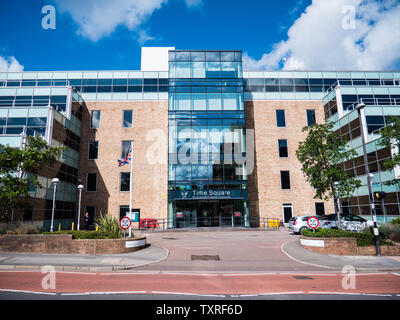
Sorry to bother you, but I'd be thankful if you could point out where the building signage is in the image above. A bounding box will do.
[173,189,244,200]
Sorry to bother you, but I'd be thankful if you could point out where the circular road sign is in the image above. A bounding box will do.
[120,216,132,230]
[307,216,319,229]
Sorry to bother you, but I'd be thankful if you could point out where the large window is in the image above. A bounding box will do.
[121,140,132,157]
[280,171,291,189]
[278,139,288,158]
[276,110,286,127]
[90,110,101,129]
[86,173,97,192]
[120,172,130,192]
[306,109,316,126]
[123,110,133,128]
[315,202,325,215]
[88,141,99,160]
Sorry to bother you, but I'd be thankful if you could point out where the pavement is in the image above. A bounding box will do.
[0,228,399,272]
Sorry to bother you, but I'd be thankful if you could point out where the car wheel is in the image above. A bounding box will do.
[299,227,307,234]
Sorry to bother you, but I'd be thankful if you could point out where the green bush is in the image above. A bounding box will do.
[302,228,393,246]
[0,222,41,235]
[95,213,123,239]
[390,217,400,225]
[379,223,400,242]
[42,230,100,239]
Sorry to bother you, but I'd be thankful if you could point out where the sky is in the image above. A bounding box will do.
[0,0,400,72]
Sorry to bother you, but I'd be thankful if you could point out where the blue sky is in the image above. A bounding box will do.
[0,0,399,71]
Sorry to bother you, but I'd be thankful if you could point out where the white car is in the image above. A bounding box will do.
[288,215,324,234]
[320,214,373,232]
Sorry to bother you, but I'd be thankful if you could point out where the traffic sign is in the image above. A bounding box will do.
[307,216,319,229]
[120,216,132,230]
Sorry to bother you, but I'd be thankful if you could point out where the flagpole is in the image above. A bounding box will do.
[129,141,133,238]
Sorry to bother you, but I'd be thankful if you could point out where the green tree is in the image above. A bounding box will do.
[296,122,362,228]
[0,135,64,222]
[378,116,400,187]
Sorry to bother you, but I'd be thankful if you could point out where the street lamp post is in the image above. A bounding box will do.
[76,184,84,230]
[356,102,381,256]
[334,182,342,229]
[50,177,59,232]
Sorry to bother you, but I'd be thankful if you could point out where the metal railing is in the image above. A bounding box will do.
[133,217,281,231]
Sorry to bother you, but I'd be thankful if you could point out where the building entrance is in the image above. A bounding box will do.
[171,199,248,228]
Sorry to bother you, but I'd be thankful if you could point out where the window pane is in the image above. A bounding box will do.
[315,203,325,215]
[121,140,132,156]
[280,171,291,189]
[306,109,316,126]
[88,141,98,159]
[87,173,97,191]
[278,139,288,157]
[90,110,101,129]
[120,172,130,191]
[123,110,133,128]
[276,110,286,127]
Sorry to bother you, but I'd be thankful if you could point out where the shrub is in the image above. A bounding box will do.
[302,228,393,246]
[95,213,123,239]
[390,217,400,225]
[42,230,100,239]
[0,222,41,235]
[379,223,400,242]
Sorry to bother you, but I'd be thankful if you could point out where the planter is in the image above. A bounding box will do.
[0,234,147,254]
[299,236,400,256]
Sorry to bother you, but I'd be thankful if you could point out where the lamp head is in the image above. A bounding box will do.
[51,177,60,184]
[77,184,84,190]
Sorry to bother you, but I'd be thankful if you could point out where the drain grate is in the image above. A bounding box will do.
[162,237,179,240]
[191,255,220,261]
[293,276,314,280]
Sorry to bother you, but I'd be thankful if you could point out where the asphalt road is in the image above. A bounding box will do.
[0,229,399,301]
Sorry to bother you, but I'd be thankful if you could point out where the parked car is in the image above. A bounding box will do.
[288,215,324,234]
[319,214,373,232]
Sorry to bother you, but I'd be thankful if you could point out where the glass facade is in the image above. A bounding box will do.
[168,50,249,227]
[324,85,400,220]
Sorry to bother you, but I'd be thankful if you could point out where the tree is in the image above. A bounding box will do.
[296,122,362,228]
[0,135,64,223]
[378,116,400,187]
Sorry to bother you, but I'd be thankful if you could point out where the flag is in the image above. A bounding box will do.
[117,148,132,166]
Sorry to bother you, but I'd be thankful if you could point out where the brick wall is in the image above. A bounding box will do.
[0,235,146,254]
[245,100,333,221]
[300,236,400,255]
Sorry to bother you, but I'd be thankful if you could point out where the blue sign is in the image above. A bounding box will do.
[170,189,247,200]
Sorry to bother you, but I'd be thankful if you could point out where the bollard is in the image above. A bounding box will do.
[71,222,74,231]
[58,223,61,232]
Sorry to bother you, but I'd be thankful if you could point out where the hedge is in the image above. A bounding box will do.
[41,230,120,239]
[302,228,394,247]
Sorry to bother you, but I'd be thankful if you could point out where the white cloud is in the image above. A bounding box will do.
[243,0,400,71]
[184,0,203,8]
[54,0,168,42]
[137,29,156,45]
[54,0,204,42]
[0,56,24,72]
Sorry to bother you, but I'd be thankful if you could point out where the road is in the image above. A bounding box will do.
[0,229,399,300]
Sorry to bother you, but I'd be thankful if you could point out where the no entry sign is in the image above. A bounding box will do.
[307,216,319,229]
[120,216,132,230]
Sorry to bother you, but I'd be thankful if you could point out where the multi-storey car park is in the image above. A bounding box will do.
[0,47,399,229]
